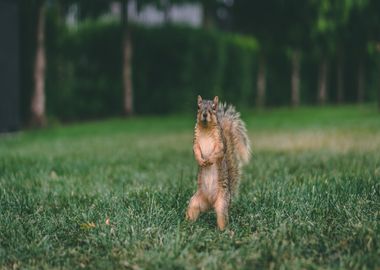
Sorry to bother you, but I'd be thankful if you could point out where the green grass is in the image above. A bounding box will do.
[1,105,380,269]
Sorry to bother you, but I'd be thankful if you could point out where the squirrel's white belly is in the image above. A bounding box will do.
[199,135,214,159]
[200,164,218,202]
[199,134,218,201]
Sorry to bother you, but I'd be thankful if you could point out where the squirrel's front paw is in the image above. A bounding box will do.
[198,159,207,167]
[206,158,214,165]
[199,159,212,167]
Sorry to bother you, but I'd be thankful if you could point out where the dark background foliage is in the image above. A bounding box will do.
[18,0,380,123]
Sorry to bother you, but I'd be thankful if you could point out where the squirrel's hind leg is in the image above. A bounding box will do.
[214,193,230,230]
[186,192,209,222]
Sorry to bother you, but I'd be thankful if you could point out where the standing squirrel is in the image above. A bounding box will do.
[186,95,251,230]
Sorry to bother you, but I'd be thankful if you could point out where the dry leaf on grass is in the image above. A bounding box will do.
[80,222,96,229]
[49,170,58,179]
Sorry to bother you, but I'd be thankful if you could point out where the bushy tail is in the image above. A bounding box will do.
[217,103,251,166]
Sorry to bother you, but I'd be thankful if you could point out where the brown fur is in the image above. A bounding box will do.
[186,95,251,230]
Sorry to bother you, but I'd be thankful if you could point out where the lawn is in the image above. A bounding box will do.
[1,105,379,269]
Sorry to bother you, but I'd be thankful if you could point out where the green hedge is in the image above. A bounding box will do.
[45,21,258,120]
[21,10,379,122]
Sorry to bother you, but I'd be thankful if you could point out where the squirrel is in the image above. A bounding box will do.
[186,95,251,230]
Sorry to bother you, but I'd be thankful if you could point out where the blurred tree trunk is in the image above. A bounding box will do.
[357,57,365,103]
[377,45,380,111]
[291,49,301,107]
[378,78,380,110]
[122,0,133,116]
[256,54,266,108]
[162,0,170,24]
[30,0,46,127]
[202,0,213,29]
[336,53,344,104]
[378,72,380,111]
[317,57,328,105]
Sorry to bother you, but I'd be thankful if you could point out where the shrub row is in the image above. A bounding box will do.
[24,18,378,121]
[45,21,258,120]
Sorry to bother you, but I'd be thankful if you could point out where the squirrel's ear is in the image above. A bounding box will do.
[197,95,202,107]
[212,96,219,110]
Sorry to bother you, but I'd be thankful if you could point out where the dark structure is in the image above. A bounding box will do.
[0,0,20,132]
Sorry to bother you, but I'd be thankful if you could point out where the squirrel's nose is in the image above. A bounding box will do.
[203,113,207,118]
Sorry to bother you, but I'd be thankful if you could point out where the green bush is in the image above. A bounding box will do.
[21,11,379,122]
[44,21,259,120]
[47,21,123,120]
[222,35,257,107]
